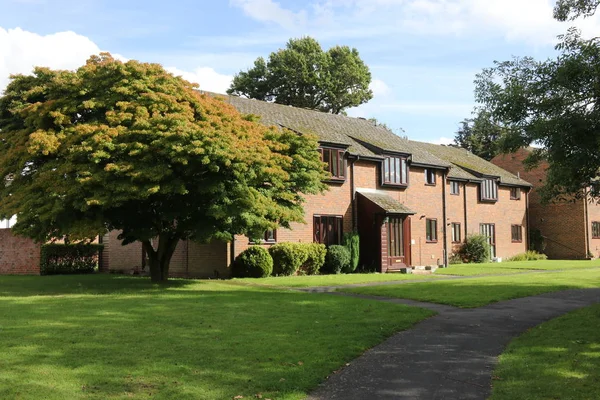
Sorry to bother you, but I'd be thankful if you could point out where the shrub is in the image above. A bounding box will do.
[269,243,308,276]
[299,243,327,275]
[322,245,351,274]
[232,246,273,278]
[343,231,360,273]
[40,243,104,275]
[458,234,490,263]
[507,250,548,262]
[449,253,463,265]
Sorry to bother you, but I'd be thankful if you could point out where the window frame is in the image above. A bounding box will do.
[426,218,438,243]
[0,215,17,230]
[450,181,460,196]
[511,224,523,243]
[382,155,409,187]
[480,178,499,202]
[249,229,277,244]
[593,222,600,239]
[319,147,346,181]
[425,169,436,186]
[510,187,521,200]
[313,215,344,246]
[451,222,461,243]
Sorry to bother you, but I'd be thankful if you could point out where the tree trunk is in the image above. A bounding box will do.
[142,234,179,283]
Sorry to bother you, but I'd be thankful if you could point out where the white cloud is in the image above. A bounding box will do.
[229,0,307,30]
[427,136,455,145]
[165,66,233,94]
[370,78,391,97]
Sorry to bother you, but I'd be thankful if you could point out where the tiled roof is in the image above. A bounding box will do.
[411,141,532,186]
[357,191,416,214]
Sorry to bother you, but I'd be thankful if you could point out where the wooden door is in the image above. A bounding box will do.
[388,216,409,268]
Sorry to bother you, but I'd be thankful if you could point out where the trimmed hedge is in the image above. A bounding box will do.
[458,234,491,263]
[269,243,308,276]
[232,246,273,278]
[299,243,327,275]
[343,232,360,273]
[322,245,351,274]
[40,243,103,275]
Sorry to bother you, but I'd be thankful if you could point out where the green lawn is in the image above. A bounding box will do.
[232,272,441,288]
[437,259,600,276]
[0,275,433,400]
[490,304,600,400]
[341,269,600,307]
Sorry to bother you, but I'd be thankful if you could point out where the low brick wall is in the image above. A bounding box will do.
[0,230,41,275]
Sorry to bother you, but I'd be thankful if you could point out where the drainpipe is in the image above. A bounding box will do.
[463,181,468,240]
[525,188,530,251]
[442,170,448,267]
[584,191,590,257]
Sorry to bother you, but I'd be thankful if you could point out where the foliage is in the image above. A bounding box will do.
[0,54,327,282]
[506,251,548,262]
[269,242,308,276]
[227,37,373,114]
[554,0,600,21]
[454,110,507,160]
[40,243,103,275]
[448,253,464,265]
[529,228,546,254]
[299,243,327,275]
[343,231,360,273]
[0,275,433,400]
[458,234,491,263]
[322,245,351,274]
[232,246,273,278]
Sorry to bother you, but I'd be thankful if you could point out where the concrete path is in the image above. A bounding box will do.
[307,288,600,400]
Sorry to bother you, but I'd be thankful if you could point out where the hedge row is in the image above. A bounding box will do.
[40,243,104,275]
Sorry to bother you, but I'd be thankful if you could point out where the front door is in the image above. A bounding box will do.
[388,216,410,268]
[480,223,496,259]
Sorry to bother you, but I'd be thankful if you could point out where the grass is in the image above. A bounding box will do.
[340,269,600,307]
[0,275,433,400]
[232,272,441,288]
[438,259,600,276]
[490,304,600,400]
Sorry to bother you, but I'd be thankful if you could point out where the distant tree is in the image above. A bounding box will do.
[454,110,507,160]
[0,54,327,282]
[227,37,373,114]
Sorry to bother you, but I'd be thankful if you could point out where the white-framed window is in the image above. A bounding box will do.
[0,215,17,229]
[480,179,498,201]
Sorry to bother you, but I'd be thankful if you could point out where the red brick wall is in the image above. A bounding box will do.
[492,150,587,259]
[0,230,41,275]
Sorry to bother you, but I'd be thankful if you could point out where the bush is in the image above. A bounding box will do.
[232,246,273,278]
[269,243,308,276]
[343,232,360,273]
[299,243,327,275]
[507,250,548,262]
[322,245,351,274]
[40,243,104,275]
[449,253,463,265]
[458,234,490,263]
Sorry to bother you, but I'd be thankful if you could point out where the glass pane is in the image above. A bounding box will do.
[323,149,331,172]
[332,150,338,177]
[394,157,400,183]
[401,159,407,184]
[384,158,390,182]
[338,151,345,178]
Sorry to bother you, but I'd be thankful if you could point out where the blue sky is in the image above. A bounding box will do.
[2,0,599,143]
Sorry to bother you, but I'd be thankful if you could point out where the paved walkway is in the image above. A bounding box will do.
[307,288,600,400]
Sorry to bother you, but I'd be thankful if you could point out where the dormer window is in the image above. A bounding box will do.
[383,155,408,186]
[320,147,346,180]
[480,179,498,201]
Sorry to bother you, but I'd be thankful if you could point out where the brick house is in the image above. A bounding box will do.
[492,148,600,259]
[99,93,531,277]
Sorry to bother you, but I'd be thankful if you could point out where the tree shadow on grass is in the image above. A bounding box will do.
[0,285,434,399]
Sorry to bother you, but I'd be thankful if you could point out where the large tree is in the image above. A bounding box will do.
[473,1,600,201]
[454,110,507,160]
[227,37,373,114]
[0,54,327,282]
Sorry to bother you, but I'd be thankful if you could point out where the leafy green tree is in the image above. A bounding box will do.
[0,54,327,282]
[454,110,507,160]
[473,1,600,201]
[227,37,373,114]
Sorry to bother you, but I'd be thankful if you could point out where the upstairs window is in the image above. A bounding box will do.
[451,223,461,243]
[510,187,521,200]
[480,179,498,201]
[511,225,523,243]
[426,219,438,242]
[0,215,16,229]
[320,148,345,180]
[450,181,460,195]
[383,155,408,186]
[593,222,600,239]
[425,169,436,185]
[314,215,343,246]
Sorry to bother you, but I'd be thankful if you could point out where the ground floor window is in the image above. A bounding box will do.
[511,225,523,243]
[426,218,438,242]
[593,222,600,239]
[480,223,496,259]
[451,222,461,243]
[314,215,343,245]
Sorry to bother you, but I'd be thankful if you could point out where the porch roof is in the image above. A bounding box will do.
[357,191,416,215]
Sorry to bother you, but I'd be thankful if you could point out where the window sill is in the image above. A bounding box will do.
[323,178,346,185]
[592,237,600,239]
[425,183,437,186]
[480,198,498,203]
[426,240,438,243]
[381,182,408,189]
[451,241,461,244]
[248,240,277,245]
[450,193,460,196]
[511,240,523,243]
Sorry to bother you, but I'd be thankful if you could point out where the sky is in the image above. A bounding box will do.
[2,0,600,144]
